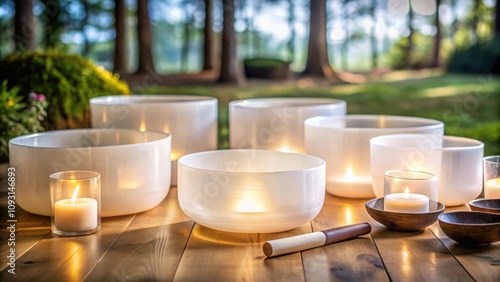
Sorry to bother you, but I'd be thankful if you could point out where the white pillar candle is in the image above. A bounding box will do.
[54,198,98,232]
[485,178,500,199]
[384,188,429,213]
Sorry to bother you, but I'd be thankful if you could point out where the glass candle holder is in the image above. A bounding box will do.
[384,170,438,201]
[90,95,218,185]
[304,115,444,198]
[484,156,500,199]
[370,134,484,206]
[229,98,346,154]
[50,171,101,236]
[178,149,326,233]
[9,129,171,217]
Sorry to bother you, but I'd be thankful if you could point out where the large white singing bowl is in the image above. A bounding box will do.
[229,98,346,154]
[178,150,326,233]
[370,134,484,206]
[9,129,171,217]
[90,95,218,185]
[304,115,444,198]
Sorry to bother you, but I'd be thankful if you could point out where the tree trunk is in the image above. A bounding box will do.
[303,0,339,80]
[113,0,127,73]
[181,15,193,72]
[431,0,441,68]
[41,0,61,48]
[471,0,479,44]
[495,0,500,38]
[370,0,378,70]
[288,0,295,63]
[136,0,155,74]
[406,6,414,68]
[202,0,214,71]
[81,0,91,56]
[217,0,244,84]
[14,0,36,50]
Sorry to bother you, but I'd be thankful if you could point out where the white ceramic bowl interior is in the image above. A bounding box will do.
[229,97,346,153]
[9,129,171,217]
[370,134,484,206]
[178,149,326,233]
[304,115,444,198]
[90,95,218,185]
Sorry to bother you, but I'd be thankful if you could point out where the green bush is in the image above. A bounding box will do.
[0,81,48,161]
[446,39,500,74]
[0,50,130,129]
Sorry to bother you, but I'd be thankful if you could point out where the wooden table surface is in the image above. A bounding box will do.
[1,180,499,281]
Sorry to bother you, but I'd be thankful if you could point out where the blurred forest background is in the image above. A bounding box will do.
[0,0,499,157]
[1,0,499,73]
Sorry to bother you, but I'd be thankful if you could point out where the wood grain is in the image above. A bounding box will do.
[85,188,193,282]
[303,195,389,282]
[173,223,311,281]
[0,215,134,281]
[429,204,500,282]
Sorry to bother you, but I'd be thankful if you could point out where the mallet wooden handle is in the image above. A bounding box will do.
[263,222,372,257]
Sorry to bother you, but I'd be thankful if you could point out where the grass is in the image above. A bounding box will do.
[140,72,500,155]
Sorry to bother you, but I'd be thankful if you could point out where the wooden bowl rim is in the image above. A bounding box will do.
[438,211,500,226]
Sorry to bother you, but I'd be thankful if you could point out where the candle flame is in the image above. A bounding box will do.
[170,151,179,161]
[278,146,293,153]
[235,192,265,213]
[71,185,80,205]
[345,167,353,179]
[404,187,409,199]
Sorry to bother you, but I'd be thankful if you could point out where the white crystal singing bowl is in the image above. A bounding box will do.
[90,95,218,185]
[178,149,326,233]
[370,134,484,206]
[9,129,171,217]
[304,115,444,198]
[229,97,346,153]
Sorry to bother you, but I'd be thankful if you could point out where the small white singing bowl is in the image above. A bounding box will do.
[177,150,326,233]
[9,129,171,217]
[90,95,218,185]
[304,115,444,198]
[229,98,346,154]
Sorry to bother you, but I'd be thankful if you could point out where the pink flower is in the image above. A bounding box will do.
[37,94,46,101]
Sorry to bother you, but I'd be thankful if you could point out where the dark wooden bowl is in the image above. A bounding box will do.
[438,211,500,245]
[469,199,500,214]
[365,198,445,231]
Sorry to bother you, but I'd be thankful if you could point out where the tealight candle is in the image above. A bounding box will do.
[384,170,438,202]
[384,188,429,213]
[50,171,101,236]
[54,186,98,232]
[485,178,500,199]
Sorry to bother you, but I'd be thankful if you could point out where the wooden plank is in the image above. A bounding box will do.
[84,187,194,281]
[173,223,311,281]
[303,195,389,282]
[428,204,500,282]
[318,195,473,281]
[0,214,134,281]
[0,178,53,272]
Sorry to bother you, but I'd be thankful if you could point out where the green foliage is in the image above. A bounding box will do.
[387,33,433,69]
[0,50,130,129]
[446,39,500,74]
[0,81,48,160]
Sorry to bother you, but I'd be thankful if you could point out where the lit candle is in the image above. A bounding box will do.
[54,186,98,232]
[328,168,373,198]
[485,178,500,199]
[235,191,266,213]
[384,187,429,213]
